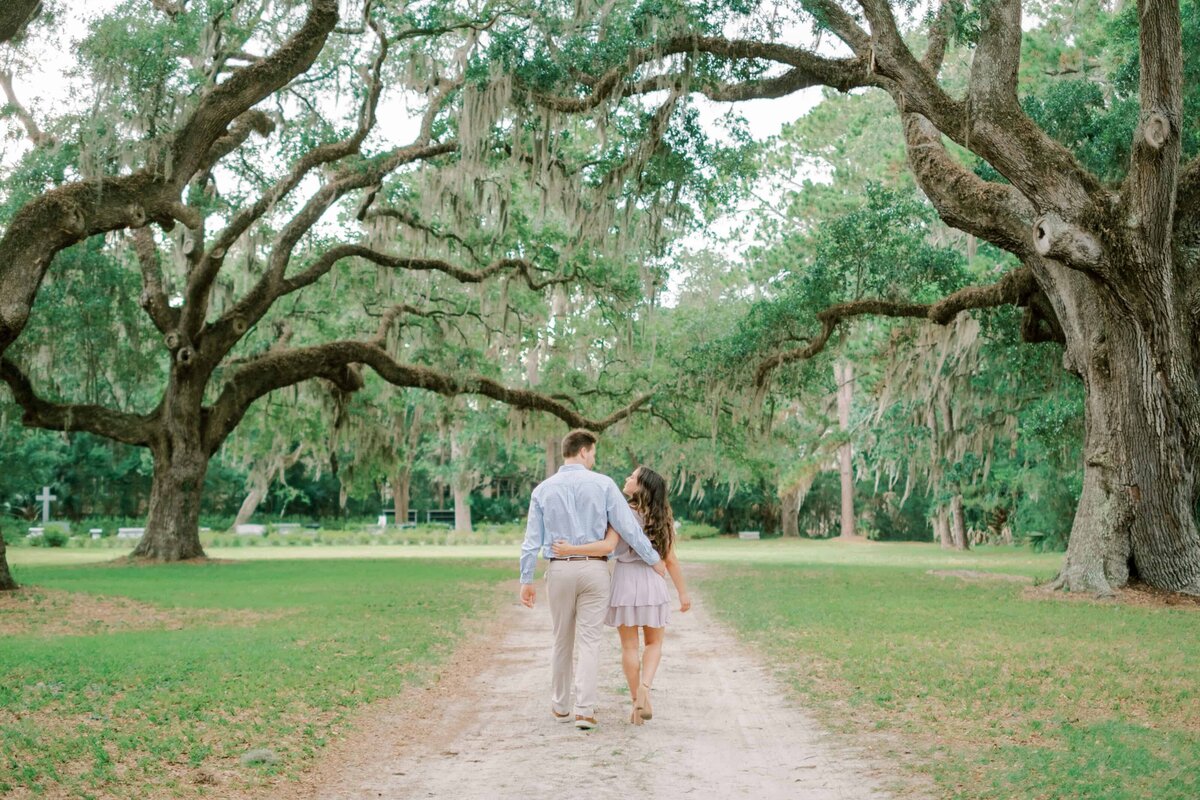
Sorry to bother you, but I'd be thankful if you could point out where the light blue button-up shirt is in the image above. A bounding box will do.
[520,464,661,584]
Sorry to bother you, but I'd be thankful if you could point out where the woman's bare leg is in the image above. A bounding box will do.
[617,625,643,724]
[637,626,665,720]
[617,625,641,695]
[641,626,665,687]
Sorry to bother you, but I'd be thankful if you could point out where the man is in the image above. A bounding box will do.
[520,428,666,730]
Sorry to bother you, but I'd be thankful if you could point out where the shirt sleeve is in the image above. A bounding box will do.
[605,481,661,565]
[520,493,544,584]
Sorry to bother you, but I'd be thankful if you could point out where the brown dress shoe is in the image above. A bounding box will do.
[574,715,598,730]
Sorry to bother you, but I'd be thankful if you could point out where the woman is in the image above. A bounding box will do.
[552,466,691,725]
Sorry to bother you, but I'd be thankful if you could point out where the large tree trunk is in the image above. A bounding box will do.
[950,493,969,551]
[453,483,472,533]
[933,506,952,549]
[232,445,304,528]
[134,442,209,560]
[0,533,16,591]
[133,376,209,561]
[834,360,857,539]
[780,487,801,537]
[393,468,411,526]
[233,486,267,529]
[544,435,561,479]
[450,421,473,533]
[1040,267,1200,595]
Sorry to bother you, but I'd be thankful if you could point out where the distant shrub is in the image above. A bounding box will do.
[1024,529,1068,553]
[40,523,70,548]
[677,521,720,540]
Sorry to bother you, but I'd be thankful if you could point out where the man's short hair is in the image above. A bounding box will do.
[561,429,598,459]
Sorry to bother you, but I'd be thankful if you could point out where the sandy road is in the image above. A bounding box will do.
[301,569,910,800]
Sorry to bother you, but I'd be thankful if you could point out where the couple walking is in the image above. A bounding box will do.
[519,429,691,730]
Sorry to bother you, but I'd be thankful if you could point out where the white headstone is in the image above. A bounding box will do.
[235,524,266,536]
[117,527,145,539]
[90,528,103,540]
[737,530,761,540]
[35,486,56,524]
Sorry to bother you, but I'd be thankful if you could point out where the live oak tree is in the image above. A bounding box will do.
[0,1,652,563]
[514,0,1200,595]
[0,0,40,590]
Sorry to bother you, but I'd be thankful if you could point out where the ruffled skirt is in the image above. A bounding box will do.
[604,559,670,628]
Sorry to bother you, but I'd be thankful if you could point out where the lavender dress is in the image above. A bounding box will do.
[605,512,670,628]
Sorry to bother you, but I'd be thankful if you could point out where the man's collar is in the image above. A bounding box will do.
[559,464,587,472]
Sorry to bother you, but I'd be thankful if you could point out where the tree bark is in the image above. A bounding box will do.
[232,444,304,528]
[132,372,209,560]
[450,420,473,533]
[393,468,411,526]
[834,360,857,539]
[933,506,952,549]
[133,442,209,560]
[950,493,969,551]
[0,0,40,44]
[233,486,267,530]
[781,487,801,537]
[452,482,472,533]
[0,533,17,591]
[544,435,561,479]
[1039,264,1200,595]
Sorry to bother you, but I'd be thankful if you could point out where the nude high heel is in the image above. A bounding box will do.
[637,682,653,721]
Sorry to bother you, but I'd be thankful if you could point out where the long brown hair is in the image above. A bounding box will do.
[628,466,674,559]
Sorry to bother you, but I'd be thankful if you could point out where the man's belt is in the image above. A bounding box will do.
[548,555,609,562]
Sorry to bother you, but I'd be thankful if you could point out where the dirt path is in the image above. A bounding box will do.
[303,568,909,800]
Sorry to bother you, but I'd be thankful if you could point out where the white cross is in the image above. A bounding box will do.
[36,486,56,524]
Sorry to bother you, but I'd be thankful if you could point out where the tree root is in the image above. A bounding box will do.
[1045,570,1117,599]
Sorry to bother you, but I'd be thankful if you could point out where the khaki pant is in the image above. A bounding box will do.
[546,559,610,718]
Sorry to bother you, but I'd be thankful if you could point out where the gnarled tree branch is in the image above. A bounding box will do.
[180,12,385,340]
[902,113,1034,257]
[1123,0,1183,254]
[967,0,1022,114]
[132,228,179,334]
[531,35,871,112]
[0,0,40,43]
[0,69,50,146]
[204,341,654,451]
[0,0,340,358]
[754,266,1040,389]
[168,0,338,181]
[203,140,458,362]
[0,358,154,446]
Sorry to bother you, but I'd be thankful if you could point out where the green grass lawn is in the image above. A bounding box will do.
[6,535,1064,571]
[698,545,1200,800]
[1,558,509,798]
[6,538,1195,799]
